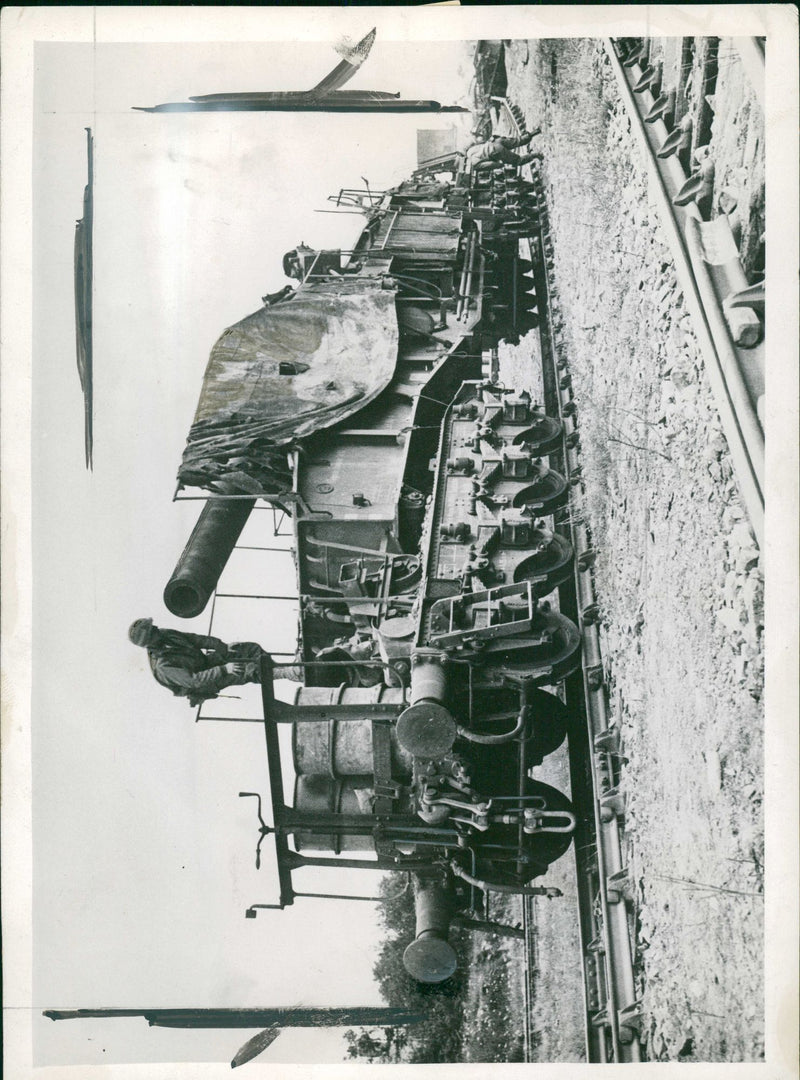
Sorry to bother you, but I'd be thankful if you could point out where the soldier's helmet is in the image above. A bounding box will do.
[129,617,155,646]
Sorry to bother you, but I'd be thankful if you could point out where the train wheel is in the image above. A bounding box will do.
[469,610,582,684]
[515,311,540,332]
[512,468,569,514]
[511,414,564,456]
[455,686,569,761]
[513,531,574,594]
[523,688,570,760]
[475,780,575,885]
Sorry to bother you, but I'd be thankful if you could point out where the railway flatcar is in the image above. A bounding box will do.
[161,153,581,982]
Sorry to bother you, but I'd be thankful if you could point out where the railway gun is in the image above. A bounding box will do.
[164,152,584,984]
[51,31,770,1066]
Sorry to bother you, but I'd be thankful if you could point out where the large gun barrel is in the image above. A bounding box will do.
[164,498,254,618]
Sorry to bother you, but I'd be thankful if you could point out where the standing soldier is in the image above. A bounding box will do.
[128,618,262,707]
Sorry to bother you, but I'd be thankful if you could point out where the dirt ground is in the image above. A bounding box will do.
[502,38,765,1062]
[461,896,527,1063]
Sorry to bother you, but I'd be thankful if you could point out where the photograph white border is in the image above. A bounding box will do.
[2,6,797,1079]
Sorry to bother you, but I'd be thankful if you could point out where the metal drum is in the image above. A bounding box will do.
[291,685,413,779]
[292,775,379,852]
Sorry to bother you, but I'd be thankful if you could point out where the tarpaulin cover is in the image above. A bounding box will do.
[178,278,398,495]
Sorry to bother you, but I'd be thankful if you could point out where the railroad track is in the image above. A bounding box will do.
[521,893,537,1060]
[493,94,643,1064]
[497,36,765,1052]
[604,37,765,549]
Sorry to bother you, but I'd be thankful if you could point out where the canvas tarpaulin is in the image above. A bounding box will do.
[177,278,398,496]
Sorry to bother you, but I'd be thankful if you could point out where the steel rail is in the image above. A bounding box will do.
[603,38,764,549]
[521,894,532,1060]
[497,94,642,1063]
[521,893,538,1061]
[526,220,641,1064]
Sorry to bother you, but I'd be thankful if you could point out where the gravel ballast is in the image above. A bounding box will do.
[503,38,765,1062]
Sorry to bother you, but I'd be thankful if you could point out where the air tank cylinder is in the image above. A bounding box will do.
[164,498,255,618]
[402,875,457,983]
[395,649,457,760]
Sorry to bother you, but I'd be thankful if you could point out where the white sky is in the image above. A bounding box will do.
[30,31,474,1069]
[4,5,797,1078]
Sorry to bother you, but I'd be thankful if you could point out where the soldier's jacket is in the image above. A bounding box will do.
[148,630,258,705]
